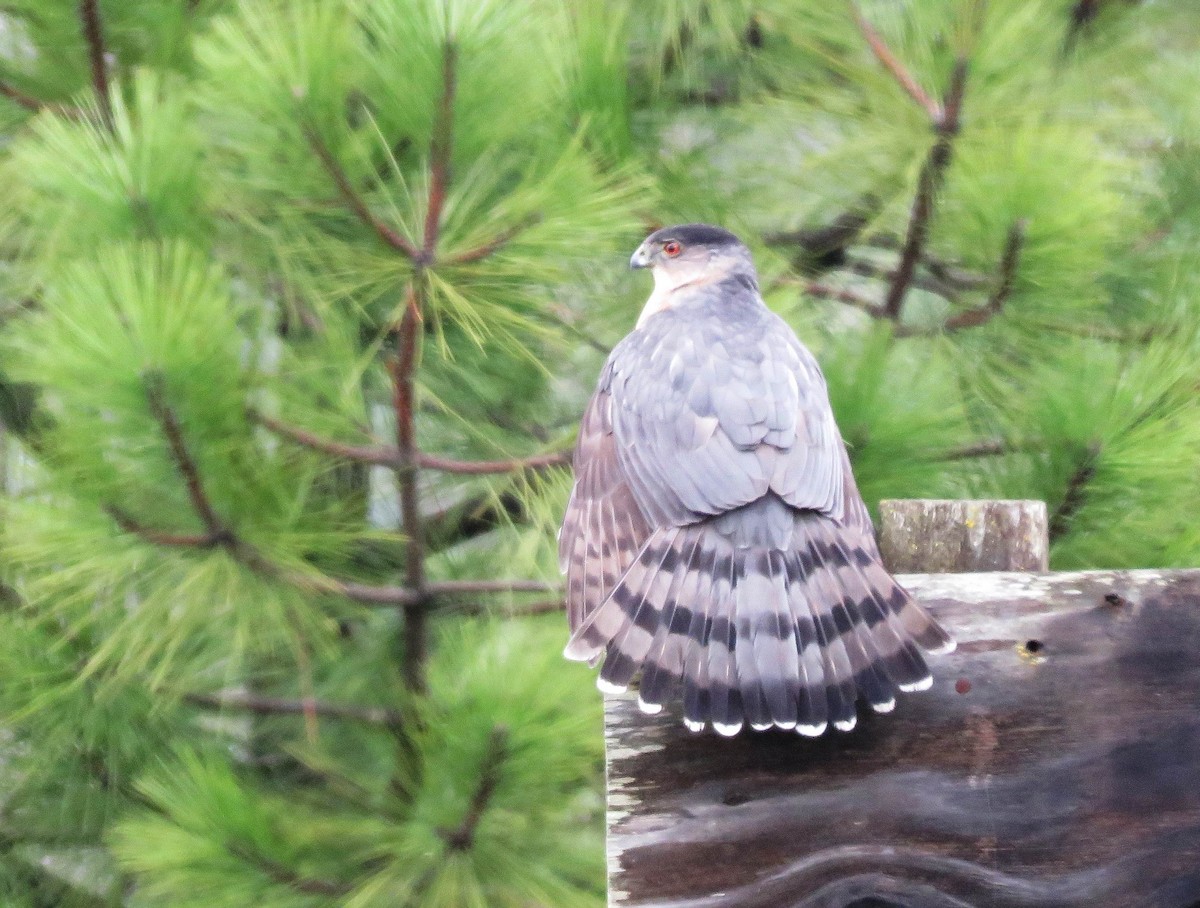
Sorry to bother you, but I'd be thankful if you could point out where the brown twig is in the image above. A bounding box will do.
[863,237,991,290]
[882,57,969,320]
[393,41,458,692]
[429,579,558,597]
[227,845,350,897]
[850,3,941,121]
[842,258,961,300]
[254,410,569,474]
[763,200,880,274]
[1049,443,1101,542]
[421,42,457,263]
[922,254,991,291]
[253,410,402,466]
[457,598,565,617]
[804,281,888,319]
[327,578,423,606]
[0,81,49,113]
[441,725,507,850]
[417,450,570,475]
[943,220,1025,332]
[800,221,1023,338]
[330,578,559,608]
[393,289,428,691]
[302,121,422,261]
[941,438,1010,461]
[144,376,230,542]
[107,489,553,613]
[445,217,537,267]
[1066,0,1102,48]
[107,506,220,548]
[78,0,112,129]
[184,690,404,729]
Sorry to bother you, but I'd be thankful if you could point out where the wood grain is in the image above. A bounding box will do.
[878,499,1049,573]
[604,569,1200,907]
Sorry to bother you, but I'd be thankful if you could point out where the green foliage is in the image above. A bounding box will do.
[1,0,1199,904]
[0,0,224,105]
[1,73,208,292]
[112,620,602,908]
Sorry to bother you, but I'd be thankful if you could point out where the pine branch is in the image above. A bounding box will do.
[941,438,1010,460]
[418,450,570,475]
[841,258,963,301]
[1066,0,1102,48]
[445,217,538,266]
[227,844,350,897]
[1049,443,1101,542]
[253,410,402,466]
[883,57,969,320]
[864,237,992,290]
[763,199,880,274]
[440,724,507,850]
[144,376,231,543]
[301,120,422,261]
[943,220,1026,332]
[394,40,458,692]
[850,3,941,121]
[107,483,552,612]
[808,215,1023,337]
[424,488,528,552]
[430,579,558,596]
[254,410,570,474]
[184,690,404,729]
[107,506,220,547]
[392,289,428,691]
[332,578,559,608]
[804,280,886,317]
[78,0,112,129]
[922,254,991,291]
[457,598,565,617]
[0,81,48,113]
[327,578,423,606]
[421,41,457,262]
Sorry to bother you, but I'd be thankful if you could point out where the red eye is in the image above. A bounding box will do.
[663,241,682,257]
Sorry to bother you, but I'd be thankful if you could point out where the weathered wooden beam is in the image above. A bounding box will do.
[878,499,1049,573]
[604,568,1200,906]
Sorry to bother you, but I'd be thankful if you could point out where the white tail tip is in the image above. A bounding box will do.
[713,721,743,737]
[899,674,934,693]
[637,697,663,715]
[929,637,957,655]
[683,719,705,733]
[563,640,598,662]
[796,721,827,737]
[871,698,896,714]
[596,677,627,695]
[834,716,857,732]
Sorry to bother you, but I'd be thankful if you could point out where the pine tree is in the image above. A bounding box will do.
[0,1,1198,905]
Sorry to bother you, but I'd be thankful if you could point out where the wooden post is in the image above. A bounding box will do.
[601,500,1200,906]
[878,499,1048,573]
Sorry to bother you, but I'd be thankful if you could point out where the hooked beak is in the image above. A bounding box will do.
[629,244,652,270]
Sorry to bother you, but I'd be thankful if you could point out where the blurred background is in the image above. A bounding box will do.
[0,0,1197,904]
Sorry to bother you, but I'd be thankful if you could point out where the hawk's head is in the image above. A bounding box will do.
[629,223,756,299]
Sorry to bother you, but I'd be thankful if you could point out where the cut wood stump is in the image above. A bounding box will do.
[601,500,1200,907]
[878,498,1049,573]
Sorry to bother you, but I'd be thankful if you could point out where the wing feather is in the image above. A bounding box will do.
[560,384,652,633]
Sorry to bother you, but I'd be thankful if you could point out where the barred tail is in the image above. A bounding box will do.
[564,508,953,737]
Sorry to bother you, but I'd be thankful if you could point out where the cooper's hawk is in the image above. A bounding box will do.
[559,224,954,736]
